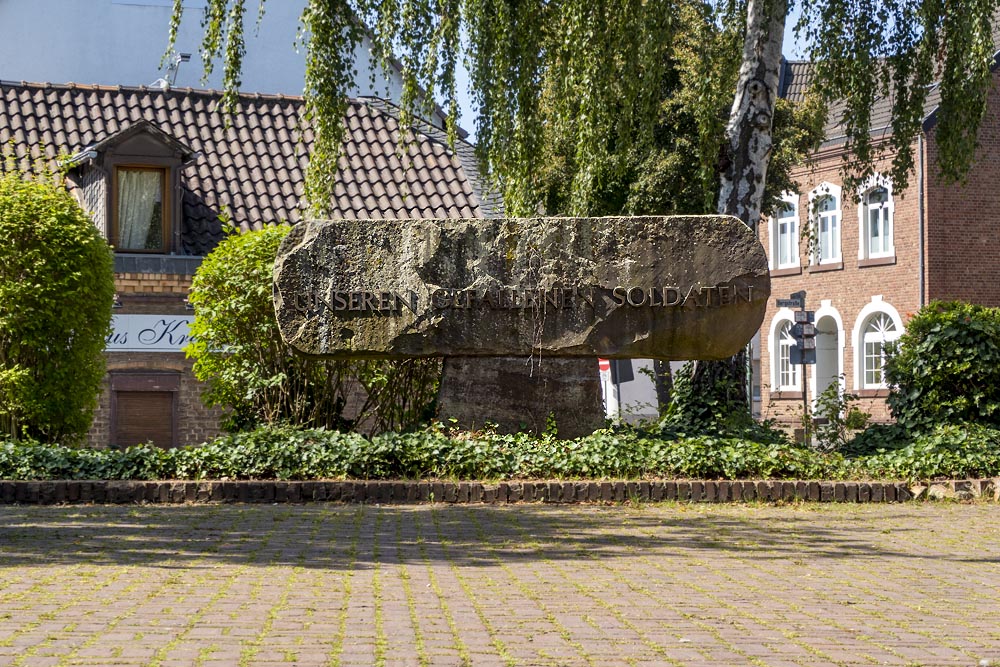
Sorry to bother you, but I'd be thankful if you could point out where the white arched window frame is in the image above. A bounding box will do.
[857,174,895,260]
[809,182,842,265]
[770,192,800,270]
[851,296,904,390]
[768,309,801,392]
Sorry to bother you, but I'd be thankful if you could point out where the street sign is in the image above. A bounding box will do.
[793,310,815,323]
[800,337,817,350]
[790,323,815,337]
[776,298,803,309]
[790,347,816,365]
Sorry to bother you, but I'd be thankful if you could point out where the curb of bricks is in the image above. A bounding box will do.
[0,478,997,504]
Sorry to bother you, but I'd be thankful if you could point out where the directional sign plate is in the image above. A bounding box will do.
[791,323,816,337]
[790,347,817,365]
[794,310,815,323]
[776,298,803,309]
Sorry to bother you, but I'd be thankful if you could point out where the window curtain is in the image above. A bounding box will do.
[118,169,162,250]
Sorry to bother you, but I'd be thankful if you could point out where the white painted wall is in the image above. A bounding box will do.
[0,0,402,100]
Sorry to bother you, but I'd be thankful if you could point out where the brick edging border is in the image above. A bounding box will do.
[0,478,997,505]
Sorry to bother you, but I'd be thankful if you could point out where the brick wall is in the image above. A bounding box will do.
[87,270,223,448]
[924,68,1000,305]
[115,272,192,298]
[88,352,224,448]
[758,147,922,429]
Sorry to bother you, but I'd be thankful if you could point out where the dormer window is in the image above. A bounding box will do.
[115,166,169,252]
[64,121,196,255]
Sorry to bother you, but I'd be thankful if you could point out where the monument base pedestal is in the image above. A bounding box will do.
[437,357,605,439]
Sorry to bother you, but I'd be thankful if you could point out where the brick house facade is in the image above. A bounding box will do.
[0,81,496,448]
[759,60,1000,430]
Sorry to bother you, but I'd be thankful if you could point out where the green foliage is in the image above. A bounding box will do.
[884,301,1000,434]
[537,2,825,219]
[186,225,439,434]
[657,361,788,445]
[843,423,910,457]
[6,420,1000,482]
[0,170,115,443]
[173,1,1000,215]
[0,425,849,481]
[797,0,997,189]
[812,380,870,453]
[861,423,1000,481]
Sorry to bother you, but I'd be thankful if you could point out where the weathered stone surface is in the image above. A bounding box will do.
[437,356,603,437]
[273,216,769,360]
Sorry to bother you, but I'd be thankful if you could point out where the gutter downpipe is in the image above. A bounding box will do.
[918,134,926,307]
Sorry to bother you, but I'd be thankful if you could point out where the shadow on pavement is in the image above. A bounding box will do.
[0,503,991,569]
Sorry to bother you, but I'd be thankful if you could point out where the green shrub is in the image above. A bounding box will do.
[812,380,870,453]
[186,226,439,434]
[0,170,115,442]
[860,422,1000,480]
[885,301,1000,433]
[0,424,865,482]
[658,361,789,444]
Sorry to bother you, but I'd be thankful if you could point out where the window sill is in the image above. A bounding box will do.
[770,266,802,277]
[771,391,804,400]
[858,255,896,268]
[856,388,889,398]
[808,261,843,273]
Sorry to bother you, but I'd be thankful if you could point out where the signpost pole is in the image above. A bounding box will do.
[802,328,809,446]
[793,292,809,446]
[778,291,813,445]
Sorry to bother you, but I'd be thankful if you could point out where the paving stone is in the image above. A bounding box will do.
[0,503,996,666]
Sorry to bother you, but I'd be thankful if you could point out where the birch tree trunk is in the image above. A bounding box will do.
[688,0,786,408]
[719,0,787,228]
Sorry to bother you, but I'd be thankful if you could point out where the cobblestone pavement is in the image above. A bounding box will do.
[0,502,998,666]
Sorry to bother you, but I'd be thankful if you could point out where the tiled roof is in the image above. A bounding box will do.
[0,81,495,255]
[779,60,814,102]
[779,40,997,148]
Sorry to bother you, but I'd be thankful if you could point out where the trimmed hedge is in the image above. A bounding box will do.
[2,422,998,482]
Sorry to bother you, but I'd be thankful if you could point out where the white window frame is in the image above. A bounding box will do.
[809,182,842,265]
[851,296,904,390]
[770,192,800,270]
[768,309,801,393]
[857,174,895,260]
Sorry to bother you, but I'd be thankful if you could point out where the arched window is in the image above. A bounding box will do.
[861,312,899,388]
[771,193,799,270]
[858,176,894,261]
[777,321,800,391]
[809,183,842,264]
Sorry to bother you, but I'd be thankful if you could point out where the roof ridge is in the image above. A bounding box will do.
[0,80,311,104]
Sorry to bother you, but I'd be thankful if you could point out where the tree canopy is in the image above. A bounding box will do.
[172,0,1000,219]
[535,0,825,218]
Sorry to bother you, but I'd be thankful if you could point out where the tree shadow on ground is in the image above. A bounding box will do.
[0,503,992,570]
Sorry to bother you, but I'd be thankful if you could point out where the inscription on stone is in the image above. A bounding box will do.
[292,284,756,316]
[273,216,771,360]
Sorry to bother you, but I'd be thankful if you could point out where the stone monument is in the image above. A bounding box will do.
[273,215,770,435]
